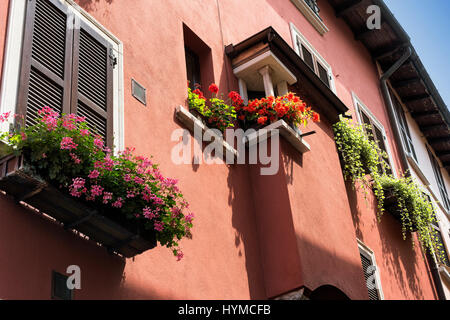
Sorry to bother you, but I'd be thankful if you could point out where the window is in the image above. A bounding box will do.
[426,196,450,267]
[51,271,73,300]
[183,24,213,93]
[304,0,321,19]
[16,0,118,147]
[290,24,334,92]
[393,94,417,162]
[358,241,384,300]
[185,46,201,90]
[290,0,328,35]
[354,94,395,176]
[427,147,450,211]
[0,0,123,150]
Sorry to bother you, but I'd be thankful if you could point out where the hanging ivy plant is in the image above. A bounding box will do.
[333,117,445,259]
[332,117,389,215]
[377,175,445,260]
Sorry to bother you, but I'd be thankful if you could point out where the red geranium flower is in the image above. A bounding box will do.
[313,112,320,122]
[257,116,267,125]
[208,83,219,94]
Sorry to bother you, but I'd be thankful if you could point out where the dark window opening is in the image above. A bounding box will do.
[317,62,330,88]
[185,46,201,90]
[51,271,73,300]
[183,24,213,93]
[248,90,266,101]
[299,39,314,71]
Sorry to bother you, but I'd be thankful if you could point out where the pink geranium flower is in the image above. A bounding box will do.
[60,137,78,150]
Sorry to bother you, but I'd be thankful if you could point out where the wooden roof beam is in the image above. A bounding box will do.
[403,93,431,103]
[427,136,450,145]
[391,77,421,88]
[335,0,363,18]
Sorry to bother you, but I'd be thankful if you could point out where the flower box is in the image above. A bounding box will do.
[0,154,157,258]
[175,105,239,159]
[244,119,311,154]
[383,187,419,232]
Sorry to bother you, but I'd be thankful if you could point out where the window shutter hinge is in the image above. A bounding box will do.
[109,48,117,68]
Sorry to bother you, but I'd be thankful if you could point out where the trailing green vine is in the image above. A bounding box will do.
[333,117,445,259]
[333,117,389,216]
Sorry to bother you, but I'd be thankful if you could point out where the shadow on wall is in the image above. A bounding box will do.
[294,231,368,300]
[345,179,434,300]
[226,163,267,299]
[0,194,128,299]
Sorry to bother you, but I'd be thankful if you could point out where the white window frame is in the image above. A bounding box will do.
[0,0,125,152]
[290,23,336,94]
[290,0,329,35]
[357,239,384,300]
[353,92,397,178]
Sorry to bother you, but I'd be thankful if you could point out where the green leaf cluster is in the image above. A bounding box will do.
[333,117,445,259]
[187,88,236,132]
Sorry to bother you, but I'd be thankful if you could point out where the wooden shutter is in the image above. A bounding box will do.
[393,96,417,161]
[317,62,330,88]
[360,253,380,300]
[427,148,450,211]
[71,18,114,147]
[359,107,392,175]
[17,0,74,126]
[298,38,314,71]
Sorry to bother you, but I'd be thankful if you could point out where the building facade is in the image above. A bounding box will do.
[0,0,448,300]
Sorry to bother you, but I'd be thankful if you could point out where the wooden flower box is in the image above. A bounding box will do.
[0,154,157,258]
[175,105,239,159]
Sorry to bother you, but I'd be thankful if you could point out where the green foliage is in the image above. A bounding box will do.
[378,175,445,260]
[333,117,389,213]
[187,87,236,132]
[333,117,445,259]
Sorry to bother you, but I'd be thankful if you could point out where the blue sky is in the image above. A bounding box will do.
[384,0,450,109]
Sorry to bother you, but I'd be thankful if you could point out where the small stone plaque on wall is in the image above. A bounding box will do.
[131,79,146,105]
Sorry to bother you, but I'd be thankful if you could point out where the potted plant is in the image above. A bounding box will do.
[333,117,389,212]
[236,92,320,131]
[0,108,193,260]
[187,83,238,132]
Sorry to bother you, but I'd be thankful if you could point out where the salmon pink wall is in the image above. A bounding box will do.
[0,0,438,299]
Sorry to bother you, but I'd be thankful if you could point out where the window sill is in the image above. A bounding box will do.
[175,105,239,159]
[290,0,329,35]
[244,119,311,154]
